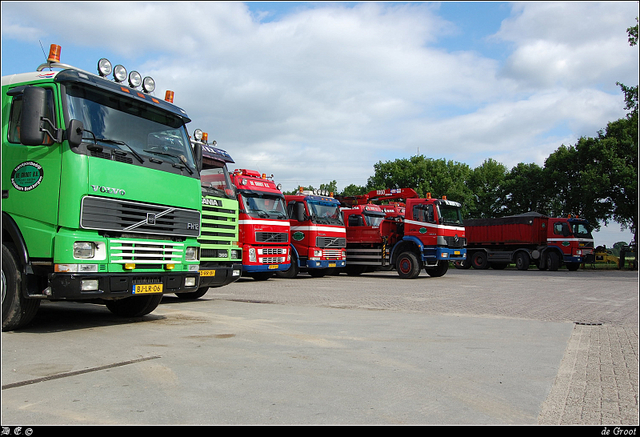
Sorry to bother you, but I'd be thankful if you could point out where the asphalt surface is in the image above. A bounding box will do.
[1,267,638,426]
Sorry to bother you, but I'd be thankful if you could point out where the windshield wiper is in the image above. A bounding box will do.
[144,149,194,174]
[87,135,144,163]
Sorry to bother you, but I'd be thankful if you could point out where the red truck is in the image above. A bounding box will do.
[277,189,347,277]
[337,188,467,278]
[458,212,595,271]
[230,169,290,280]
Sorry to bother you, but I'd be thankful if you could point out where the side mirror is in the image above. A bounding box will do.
[66,119,84,148]
[193,141,203,172]
[295,202,306,222]
[20,86,47,146]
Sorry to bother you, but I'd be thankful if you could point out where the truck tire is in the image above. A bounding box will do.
[453,259,471,269]
[276,253,299,278]
[426,260,449,277]
[471,251,489,270]
[105,295,162,318]
[545,252,560,271]
[396,252,421,279]
[515,252,530,270]
[566,262,580,271]
[2,244,40,331]
[308,269,327,278]
[175,287,209,300]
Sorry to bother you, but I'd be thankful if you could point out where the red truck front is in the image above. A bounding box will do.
[279,190,347,277]
[230,169,290,280]
[547,217,595,269]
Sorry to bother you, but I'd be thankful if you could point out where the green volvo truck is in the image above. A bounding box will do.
[2,45,202,330]
[180,129,241,300]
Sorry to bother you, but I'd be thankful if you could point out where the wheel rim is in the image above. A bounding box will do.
[399,258,411,274]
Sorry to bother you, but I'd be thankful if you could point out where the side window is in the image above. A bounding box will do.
[7,87,56,145]
[554,223,563,235]
[425,204,435,223]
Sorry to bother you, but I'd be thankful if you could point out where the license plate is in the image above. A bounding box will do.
[132,283,163,294]
[268,265,279,270]
[454,251,461,255]
[328,263,336,267]
[200,270,216,277]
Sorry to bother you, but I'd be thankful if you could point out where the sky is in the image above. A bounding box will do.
[2,1,638,247]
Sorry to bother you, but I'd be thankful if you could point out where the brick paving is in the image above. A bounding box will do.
[217,268,639,425]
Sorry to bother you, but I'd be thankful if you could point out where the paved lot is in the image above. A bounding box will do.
[1,267,638,425]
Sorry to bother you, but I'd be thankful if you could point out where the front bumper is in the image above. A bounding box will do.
[199,263,243,288]
[45,271,200,300]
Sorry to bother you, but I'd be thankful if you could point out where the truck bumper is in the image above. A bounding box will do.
[45,271,200,300]
[243,263,291,273]
[428,247,466,261]
[199,263,243,288]
[304,260,346,269]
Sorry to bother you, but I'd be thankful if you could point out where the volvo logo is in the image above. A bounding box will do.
[124,207,175,231]
[91,185,125,196]
[146,213,156,225]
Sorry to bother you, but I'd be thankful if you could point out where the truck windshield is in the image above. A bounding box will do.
[437,205,464,226]
[240,192,287,219]
[201,165,236,200]
[307,200,344,226]
[571,222,593,239]
[64,83,195,170]
[364,211,385,227]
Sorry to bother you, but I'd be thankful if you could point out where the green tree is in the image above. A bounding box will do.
[465,158,508,218]
[501,162,548,215]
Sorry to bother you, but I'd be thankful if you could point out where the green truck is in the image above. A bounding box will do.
[2,45,202,330]
[181,130,241,300]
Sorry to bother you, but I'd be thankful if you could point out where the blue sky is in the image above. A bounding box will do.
[2,2,637,245]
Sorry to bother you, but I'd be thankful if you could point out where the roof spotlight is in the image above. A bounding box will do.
[142,76,155,93]
[128,70,142,88]
[113,64,127,83]
[193,129,203,141]
[98,58,112,77]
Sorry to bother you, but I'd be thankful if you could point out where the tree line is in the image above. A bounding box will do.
[286,18,638,245]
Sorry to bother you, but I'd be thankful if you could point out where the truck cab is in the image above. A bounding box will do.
[230,169,290,280]
[193,131,242,298]
[279,190,347,277]
[547,217,595,269]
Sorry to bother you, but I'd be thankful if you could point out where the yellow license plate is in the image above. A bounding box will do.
[328,263,336,267]
[133,283,163,294]
[200,270,216,277]
[454,251,461,255]
[268,265,279,269]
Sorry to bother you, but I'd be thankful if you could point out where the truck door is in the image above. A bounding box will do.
[2,85,62,258]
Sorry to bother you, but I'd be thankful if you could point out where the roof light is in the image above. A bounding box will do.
[48,44,61,63]
[202,132,208,143]
[426,192,431,199]
[98,58,112,77]
[193,129,203,141]
[165,90,174,103]
[128,71,142,88]
[142,76,155,93]
[113,64,127,82]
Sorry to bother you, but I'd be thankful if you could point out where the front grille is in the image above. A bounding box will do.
[261,257,286,264]
[199,195,239,262]
[81,196,200,238]
[261,248,286,255]
[323,249,344,259]
[256,232,288,243]
[316,237,346,248]
[110,239,185,264]
[443,236,466,248]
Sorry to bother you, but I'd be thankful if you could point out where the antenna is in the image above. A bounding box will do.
[38,40,51,70]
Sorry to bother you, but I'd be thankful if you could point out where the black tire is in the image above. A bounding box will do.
[545,252,560,271]
[426,260,449,277]
[175,287,209,300]
[396,252,421,279]
[250,272,273,281]
[515,252,530,271]
[2,244,40,331]
[471,251,489,269]
[345,265,367,276]
[276,253,299,278]
[566,262,580,271]
[105,295,162,318]
[308,269,327,278]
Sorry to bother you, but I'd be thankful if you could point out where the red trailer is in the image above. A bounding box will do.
[460,212,595,271]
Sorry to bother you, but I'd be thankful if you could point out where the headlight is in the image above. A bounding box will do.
[249,248,256,262]
[74,242,95,259]
[230,249,240,260]
[185,247,199,261]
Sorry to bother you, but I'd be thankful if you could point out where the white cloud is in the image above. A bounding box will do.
[2,1,637,195]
